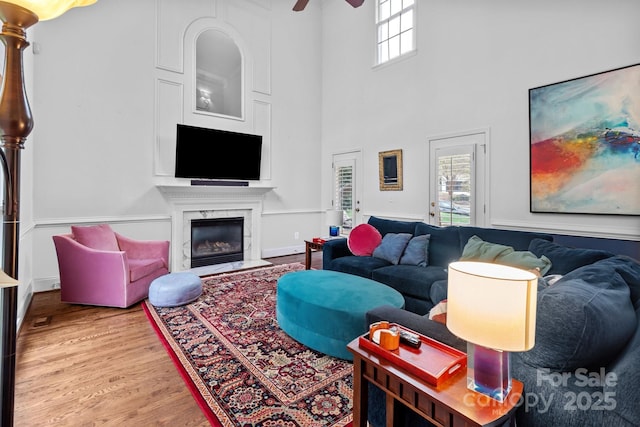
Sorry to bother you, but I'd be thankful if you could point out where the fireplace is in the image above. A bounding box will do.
[158,183,274,271]
[191,217,244,267]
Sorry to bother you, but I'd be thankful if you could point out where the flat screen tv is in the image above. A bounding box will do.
[175,124,262,181]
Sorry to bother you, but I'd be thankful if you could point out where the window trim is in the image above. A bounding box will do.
[375,0,417,66]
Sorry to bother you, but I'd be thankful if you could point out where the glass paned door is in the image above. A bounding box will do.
[429,131,487,227]
[333,152,361,233]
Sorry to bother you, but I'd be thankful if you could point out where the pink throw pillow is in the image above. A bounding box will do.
[72,224,119,251]
[348,223,382,256]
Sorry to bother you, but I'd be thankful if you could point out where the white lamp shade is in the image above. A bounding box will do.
[3,0,96,20]
[325,209,343,226]
[446,261,537,352]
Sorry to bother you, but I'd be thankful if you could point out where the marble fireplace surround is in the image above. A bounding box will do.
[158,183,274,272]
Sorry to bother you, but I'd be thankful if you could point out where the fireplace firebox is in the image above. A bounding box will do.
[190,217,244,268]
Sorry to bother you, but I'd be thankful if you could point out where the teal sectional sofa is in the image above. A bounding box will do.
[322,216,553,315]
[322,216,640,427]
[366,253,640,427]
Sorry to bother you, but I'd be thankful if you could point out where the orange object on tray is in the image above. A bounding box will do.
[358,323,467,387]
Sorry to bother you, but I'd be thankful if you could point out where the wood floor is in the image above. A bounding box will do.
[15,254,319,427]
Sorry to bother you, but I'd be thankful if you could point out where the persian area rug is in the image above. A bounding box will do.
[143,263,354,427]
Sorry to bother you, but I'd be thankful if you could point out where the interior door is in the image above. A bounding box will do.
[428,131,488,227]
[333,151,362,233]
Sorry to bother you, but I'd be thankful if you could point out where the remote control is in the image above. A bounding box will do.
[399,330,421,348]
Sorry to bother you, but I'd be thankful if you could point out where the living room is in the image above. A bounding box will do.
[17,0,638,327]
[3,0,639,425]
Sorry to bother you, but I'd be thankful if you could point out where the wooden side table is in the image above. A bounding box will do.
[304,240,324,269]
[347,339,523,427]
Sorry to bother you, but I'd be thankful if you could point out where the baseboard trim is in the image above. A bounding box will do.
[262,245,305,259]
[33,277,60,293]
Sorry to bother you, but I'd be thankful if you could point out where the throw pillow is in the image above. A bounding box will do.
[71,224,119,251]
[347,223,382,256]
[461,235,552,275]
[372,233,413,265]
[521,259,636,370]
[367,216,420,235]
[528,238,614,276]
[399,234,430,266]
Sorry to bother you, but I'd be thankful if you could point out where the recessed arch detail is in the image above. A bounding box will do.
[184,18,250,121]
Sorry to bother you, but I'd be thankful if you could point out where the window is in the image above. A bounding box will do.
[334,159,354,231]
[436,152,472,226]
[376,0,415,65]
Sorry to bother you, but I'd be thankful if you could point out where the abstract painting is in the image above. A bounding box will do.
[529,63,640,215]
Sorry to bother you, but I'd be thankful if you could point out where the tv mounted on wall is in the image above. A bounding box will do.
[175,124,262,181]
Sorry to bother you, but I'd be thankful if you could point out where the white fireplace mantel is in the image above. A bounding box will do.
[157,181,275,271]
[157,182,275,200]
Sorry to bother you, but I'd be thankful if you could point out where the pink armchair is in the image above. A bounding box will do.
[52,224,170,308]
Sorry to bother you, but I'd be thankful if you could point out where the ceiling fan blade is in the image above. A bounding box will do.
[345,0,365,7]
[293,0,310,11]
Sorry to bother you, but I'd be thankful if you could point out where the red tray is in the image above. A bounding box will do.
[358,323,467,387]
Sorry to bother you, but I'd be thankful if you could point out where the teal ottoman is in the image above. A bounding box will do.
[149,272,202,307]
[276,270,405,360]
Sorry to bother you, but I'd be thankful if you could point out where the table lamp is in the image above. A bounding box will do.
[325,209,343,236]
[446,261,537,402]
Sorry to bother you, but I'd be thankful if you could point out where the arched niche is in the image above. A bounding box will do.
[195,28,243,119]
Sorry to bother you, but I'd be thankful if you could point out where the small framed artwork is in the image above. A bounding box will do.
[379,149,403,191]
[529,63,640,215]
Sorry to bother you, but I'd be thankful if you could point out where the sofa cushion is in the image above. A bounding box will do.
[520,258,636,371]
[430,279,448,304]
[321,238,352,270]
[528,238,614,275]
[372,265,448,301]
[460,235,552,275]
[348,223,382,256]
[367,216,420,236]
[592,255,640,308]
[414,223,461,267]
[328,256,391,279]
[372,233,412,265]
[603,305,640,426]
[458,226,553,252]
[72,224,119,251]
[129,258,166,282]
[399,234,430,267]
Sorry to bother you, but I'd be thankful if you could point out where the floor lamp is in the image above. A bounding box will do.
[0,1,96,425]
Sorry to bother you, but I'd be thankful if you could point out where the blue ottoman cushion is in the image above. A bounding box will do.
[149,272,202,307]
[276,270,405,360]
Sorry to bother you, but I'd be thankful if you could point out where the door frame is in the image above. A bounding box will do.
[427,128,490,227]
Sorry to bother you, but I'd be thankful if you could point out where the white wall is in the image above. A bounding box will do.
[27,0,324,297]
[16,0,640,315]
[29,0,172,298]
[321,0,640,240]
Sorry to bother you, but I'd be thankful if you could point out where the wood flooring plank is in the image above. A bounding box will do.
[15,254,313,426]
